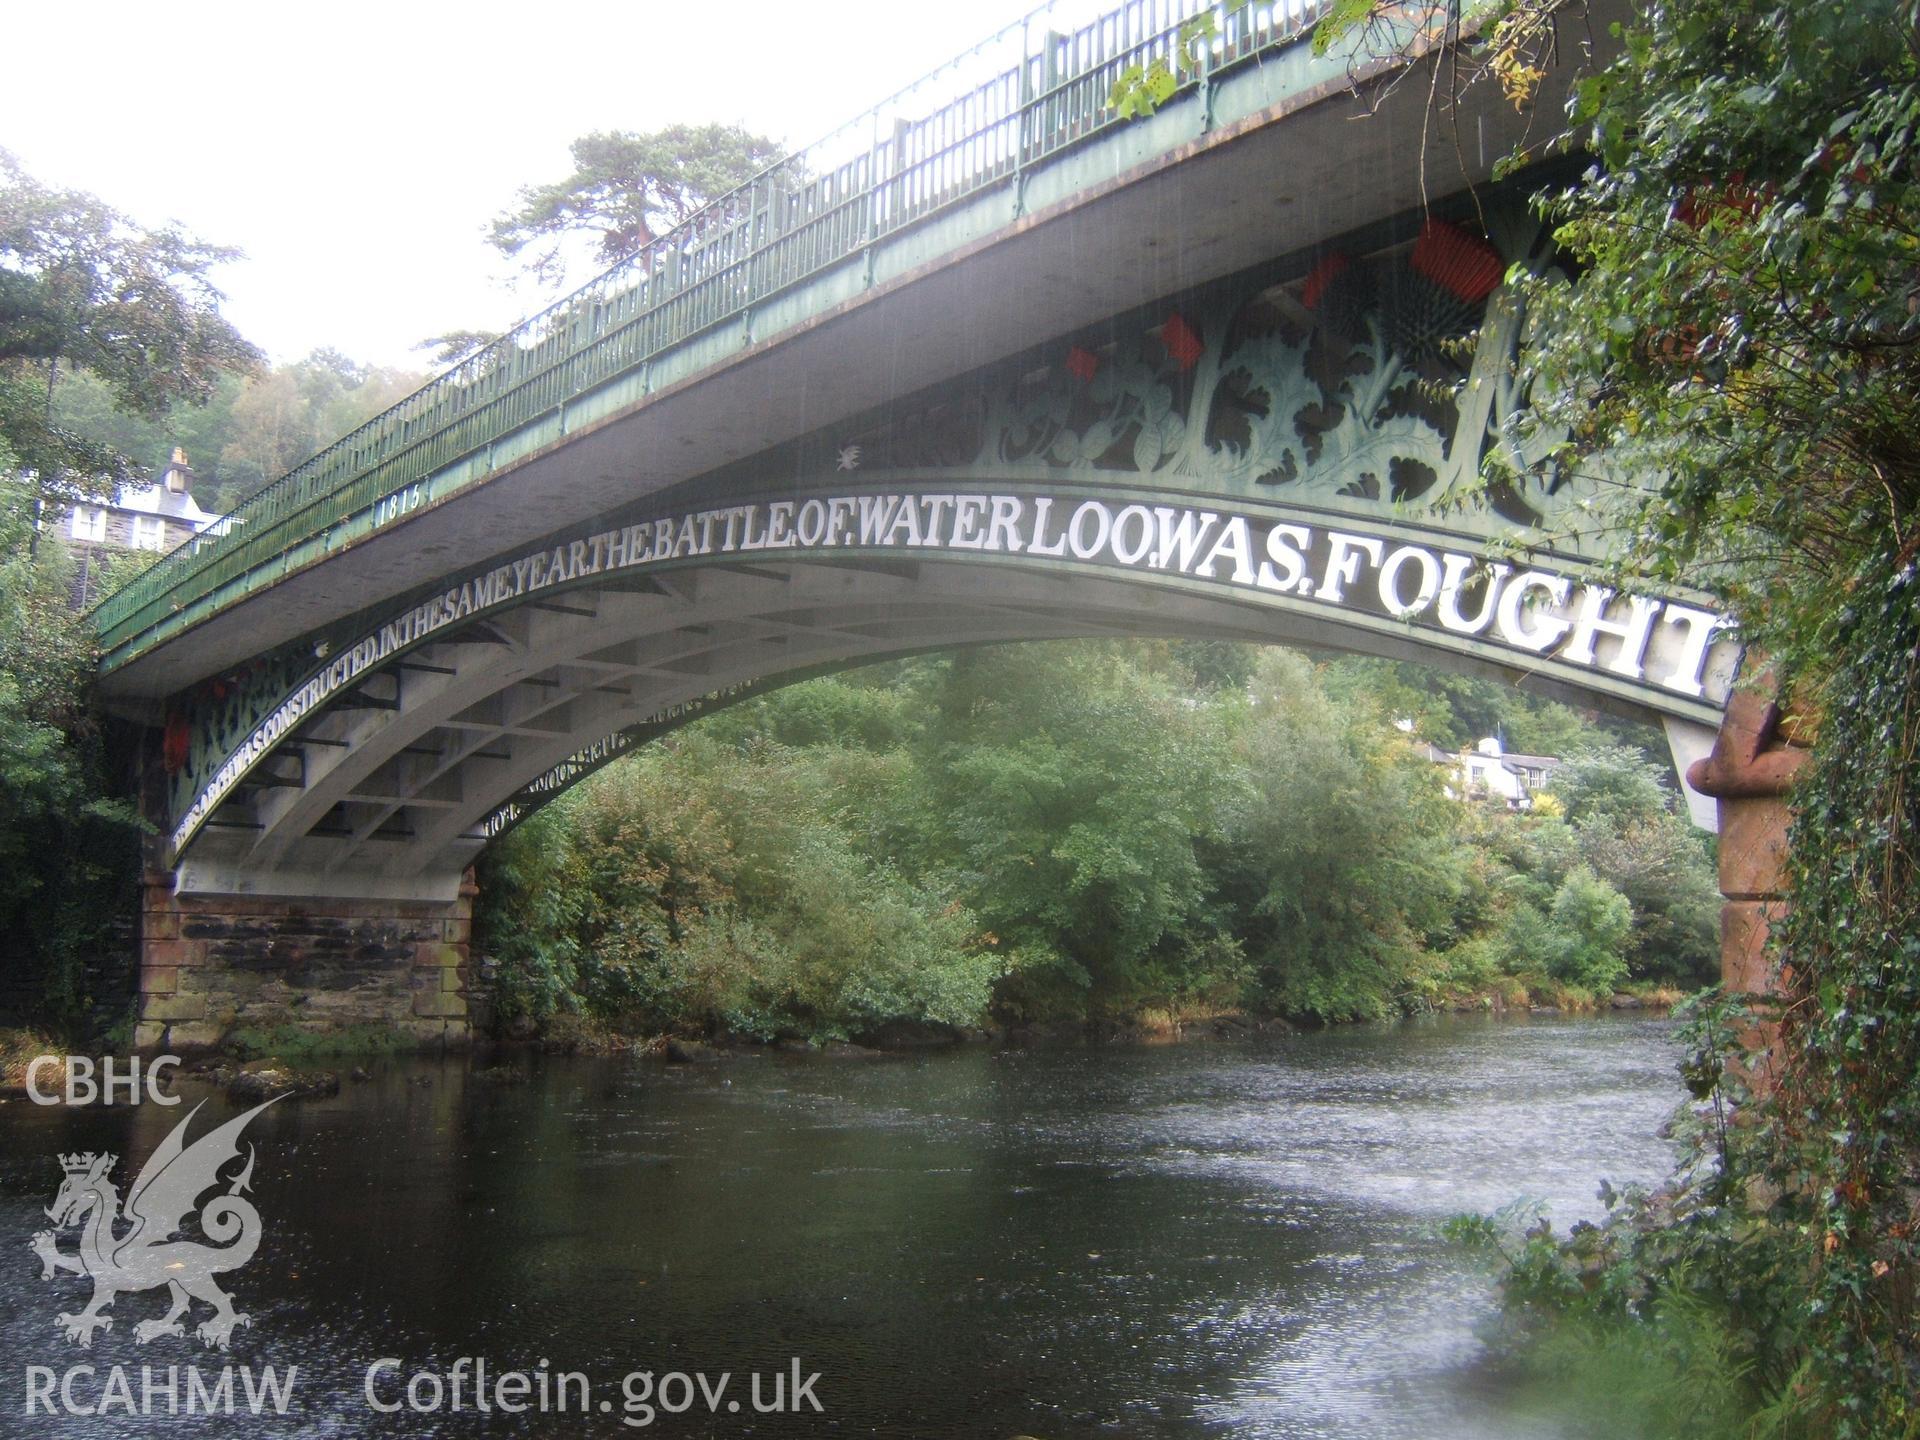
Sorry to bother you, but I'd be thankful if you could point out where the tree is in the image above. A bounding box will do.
[490,125,785,286]
[1576,808,1719,984]
[1524,3,1920,661]
[0,156,257,1026]
[0,496,144,1023]
[1544,745,1671,830]
[1542,864,1632,993]
[1309,0,1919,652]
[414,329,502,369]
[903,644,1241,1019]
[1320,656,1660,756]
[479,723,997,1042]
[1,150,259,511]
[217,351,421,500]
[48,350,420,514]
[1223,650,1469,1020]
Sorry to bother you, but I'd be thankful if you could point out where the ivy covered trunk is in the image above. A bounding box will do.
[1774,564,1920,1432]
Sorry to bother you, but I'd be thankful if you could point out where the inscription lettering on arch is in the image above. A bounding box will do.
[167,485,1738,862]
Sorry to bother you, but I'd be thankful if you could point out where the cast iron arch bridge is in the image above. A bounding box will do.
[87,0,1740,1053]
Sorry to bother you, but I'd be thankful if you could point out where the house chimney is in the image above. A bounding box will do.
[163,446,194,495]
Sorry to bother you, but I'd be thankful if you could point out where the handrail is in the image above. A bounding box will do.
[93,0,1330,657]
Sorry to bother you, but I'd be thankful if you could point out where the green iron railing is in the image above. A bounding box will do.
[94,0,1331,660]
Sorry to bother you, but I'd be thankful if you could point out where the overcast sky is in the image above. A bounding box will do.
[3,0,1052,372]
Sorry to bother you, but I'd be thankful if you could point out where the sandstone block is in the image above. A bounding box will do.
[141,993,207,1023]
[412,989,469,1019]
[398,1019,456,1047]
[165,1021,227,1051]
[1723,900,1789,997]
[142,938,186,969]
[1718,797,1792,900]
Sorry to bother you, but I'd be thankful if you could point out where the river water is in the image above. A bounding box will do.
[0,1013,1682,1437]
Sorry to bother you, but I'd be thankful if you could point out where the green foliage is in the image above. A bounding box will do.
[1224,650,1468,1019]
[479,641,1712,1036]
[1304,0,1920,1423]
[0,520,144,1021]
[1521,1,1920,669]
[1288,3,1920,1414]
[211,350,420,502]
[696,672,918,752]
[224,1022,414,1062]
[1311,0,1382,56]
[1497,1291,1796,1440]
[1578,808,1720,987]
[490,125,785,286]
[1488,1,1920,1428]
[1319,656,1660,755]
[905,645,1239,1019]
[1168,638,1257,693]
[43,367,238,496]
[1546,746,1673,831]
[1542,865,1633,993]
[1768,570,1920,1435]
[49,350,425,514]
[1108,57,1180,120]
[471,804,584,1026]
[481,727,995,1042]
[1447,992,1819,1439]
[0,156,258,1030]
[1310,0,1485,64]
[1108,3,1246,119]
[1,149,259,504]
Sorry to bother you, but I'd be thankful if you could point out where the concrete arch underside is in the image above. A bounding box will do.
[175,550,1724,901]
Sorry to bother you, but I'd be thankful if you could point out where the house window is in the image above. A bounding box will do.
[132,516,168,551]
[69,507,107,542]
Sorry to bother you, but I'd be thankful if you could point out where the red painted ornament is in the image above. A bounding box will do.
[163,713,190,775]
[1301,253,1351,310]
[1160,312,1204,370]
[1408,220,1503,304]
[1064,345,1100,383]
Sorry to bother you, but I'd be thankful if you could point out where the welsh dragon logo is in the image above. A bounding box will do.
[28,1098,279,1350]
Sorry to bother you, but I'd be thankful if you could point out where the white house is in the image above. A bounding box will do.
[63,448,234,606]
[1411,732,1563,808]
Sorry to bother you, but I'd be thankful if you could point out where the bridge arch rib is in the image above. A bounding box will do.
[165,479,1740,899]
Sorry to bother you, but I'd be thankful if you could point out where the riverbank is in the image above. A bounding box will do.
[0,977,1690,1087]
[503,974,1683,1056]
[0,1027,61,1093]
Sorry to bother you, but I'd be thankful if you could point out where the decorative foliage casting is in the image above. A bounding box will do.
[823,212,1594,541]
